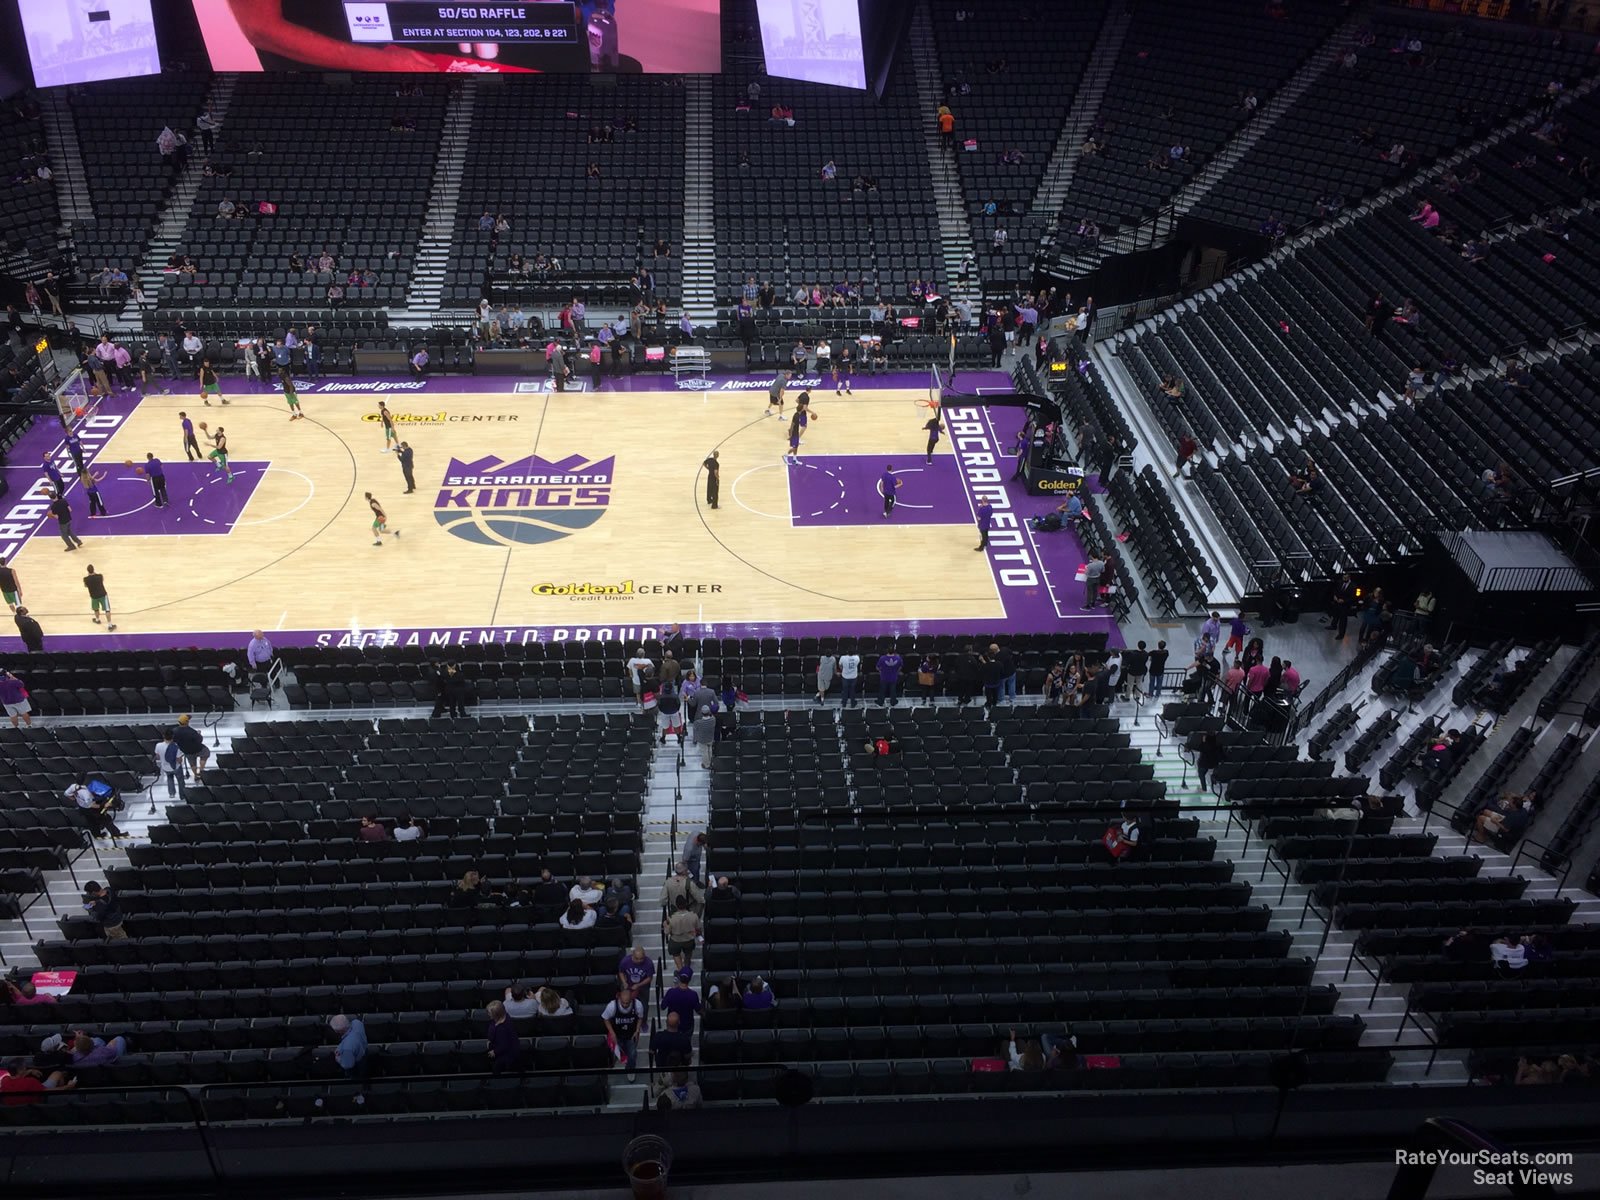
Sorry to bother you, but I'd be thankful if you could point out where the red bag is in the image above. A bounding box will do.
[970,1057,1007,1072]
[1083,1055,1121,1070]
[1103,825,1133,859]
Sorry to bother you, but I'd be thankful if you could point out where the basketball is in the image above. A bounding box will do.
[73,406,84,417]
[123,459,134,468]
[198,422,208,431]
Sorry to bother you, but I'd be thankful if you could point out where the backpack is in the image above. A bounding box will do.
[163,741,182,771]
[88,779,114,800]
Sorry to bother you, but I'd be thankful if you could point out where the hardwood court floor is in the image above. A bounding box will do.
[12,384,1009,640]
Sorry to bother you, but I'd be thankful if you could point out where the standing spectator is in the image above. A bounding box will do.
[246,629,274,675]
[329,1014,367,1079]
[660,862,704,916]
[602,986,645,1081]
[1121,641,1148,701]
[876,649,903,706]
[691,701,717,768]
[618,945,656,1009]
[1329,572,1356,640]
[154,730,185,798]
[662,968,703,1033]
[1281,660,1301,696]
[0,669,31,728]
[485,1000,520,1072]
[1195,731,1225,790]
[651,1011,693,1069]
[625,647,653,703]
[66,775,126,840]
[664,895,700,970]
[814,652,836,705]
[1147,640,1169,697]
[1174,432,1199,478]
[1224,614,1249,661]
[1082,555,1105,610]
[82,881,127,938]
[172,713,210,778]
[681,831,707,884]
[938,105,955,152]
[14,607,44,653]
[838,647,861,707]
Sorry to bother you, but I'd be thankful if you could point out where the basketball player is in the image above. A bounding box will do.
[832,345,854,395]
[881,464,901,519]
[137,453,169,508]
[282,369,305,421]
[703,449,720,509]
[924,413,943,463]
[786,393,818,461]
[0,556,22,610]
[378,401,398,452]
[65,430,87,476]
[766,369,788,418]
[203,425,234,484]
[366,492,400,546]
[82,563,115,631]
[198,359,228,406]
[179,411,202,461]
[82,469,108,517]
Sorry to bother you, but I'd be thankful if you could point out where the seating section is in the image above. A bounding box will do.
[0,98,59,272]
[13,715,650,1122]
[1189,14,1598,232]
[701,703,1392,1097]
[927,0,1108,282]
[445,77,684,310]
[714,54,945,303]
[66,77,210,300]
[163,79,442,312]
[1064,0,1343,233]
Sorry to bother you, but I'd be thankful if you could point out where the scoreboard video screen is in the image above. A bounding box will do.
[17,0,161,87]
[196,0,720,73]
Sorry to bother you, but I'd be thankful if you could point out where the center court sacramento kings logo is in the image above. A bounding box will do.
[435,454,614,547]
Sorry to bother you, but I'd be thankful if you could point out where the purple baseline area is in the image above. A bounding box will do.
[0,372,1126,654]
[788,455,971,528]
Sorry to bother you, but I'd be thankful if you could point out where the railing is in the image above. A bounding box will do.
[1285,638,1384,742]
[1507,836,1572,897]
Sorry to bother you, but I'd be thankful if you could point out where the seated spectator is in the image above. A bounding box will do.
[1102,815,1142,861]
[1474,792,1535,845]
[0,1060,74,1102]
[68,1032,128,1068]
[1006,1030,1045,1070]
[743,977,777,1009]
[559,898,596,930]
[656,1070,702,1110]
[502,985,538,1019]
[356,815,387,843]
[585,162,601,180]
[391,813,424,842]
[4,980,56,1007]
[1168,143,1189,162]
[1460,239,1487,263]
[1490,935,1528,972]
[570,875,603,907]
[216,197,237,219]
[1441,929,1482,964]
[1160,374,1185,398]
[535,986,572,1018]
[820,158,837,181]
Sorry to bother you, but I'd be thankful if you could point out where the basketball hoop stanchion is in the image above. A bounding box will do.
[52,367,94,429]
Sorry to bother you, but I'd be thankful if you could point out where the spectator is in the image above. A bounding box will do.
[0,669,31,729]
[1102,815,1142,861]
[1474,793,1535,845]
[485,1000,520,1072]
[662,968,703,1031]
[661,862,704,915]
[657,1069,702,1110]
[173,713,210,777]
[1490,935,1528,972]
[570,876,603,907]
[535,987,572,1019]
[743,977,777,1010]
[502,985,538,1019]
[393,814,424,843]
[65,775,126,841]
[603,987,646,1081]
[1442,929,1482,964]
[652,1011,694,1070]
[14,606,47,653]
[560,898,597,931]
[682,831,707,883]
[329,1014,367,1078]
[618,945,656,1004]
[1196,733,1224,789]
[664,895,701,969]
[4,980,55,1007]
[81,881,126,939]
[356,815,387,843]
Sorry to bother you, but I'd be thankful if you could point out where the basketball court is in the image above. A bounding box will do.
[0,369,1119,652]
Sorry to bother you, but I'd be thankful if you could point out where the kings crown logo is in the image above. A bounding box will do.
[435,454,613,547]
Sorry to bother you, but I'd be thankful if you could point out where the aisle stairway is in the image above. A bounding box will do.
[1032,4,1134,221]
[907,2,980,310]
[680,76,718,325]
[117,74,237,328]
[398,79,479,322]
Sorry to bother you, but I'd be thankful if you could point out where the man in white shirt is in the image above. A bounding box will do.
[154,733,186,798]
[181,331,203,366]
[625,649,653,701]
[392,816,423,842]
[569,876,603,906]
[838,650,861,707]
